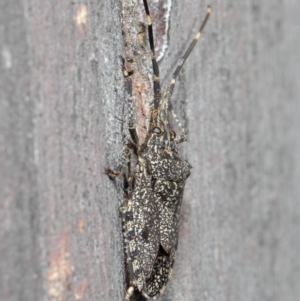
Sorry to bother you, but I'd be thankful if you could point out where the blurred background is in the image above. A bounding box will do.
[1,0,300,300]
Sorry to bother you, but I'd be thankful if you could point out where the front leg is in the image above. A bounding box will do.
[121,57,139,146]
[106,57,139,181]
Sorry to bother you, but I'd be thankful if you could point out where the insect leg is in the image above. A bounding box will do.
[168,101,188,143]
[142,0,161,109]
[120,196,136,301]
[107,55,140,180]
[106,144,131,180]
[121,58,139,146]
[122,195,144,300]
[124,286,134,301]
[163,6,211,106]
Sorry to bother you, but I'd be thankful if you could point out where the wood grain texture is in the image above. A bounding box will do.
[1,1,300,301]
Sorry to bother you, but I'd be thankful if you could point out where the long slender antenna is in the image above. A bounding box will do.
[164,6,211,101]
[143,0,161,109]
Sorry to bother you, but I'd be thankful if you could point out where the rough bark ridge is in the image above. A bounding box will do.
[1,1,300,301]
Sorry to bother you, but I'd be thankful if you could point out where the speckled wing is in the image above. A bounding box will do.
[144,246,174,297]
[155,180,186,253]
[148,150,191,254]
[146,149,191,182]
[132,174,160,278]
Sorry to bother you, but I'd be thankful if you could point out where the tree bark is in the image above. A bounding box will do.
[1,1,300,301]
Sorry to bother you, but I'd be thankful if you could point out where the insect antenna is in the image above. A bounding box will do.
[143,0,161,109]
[164,6,211,102]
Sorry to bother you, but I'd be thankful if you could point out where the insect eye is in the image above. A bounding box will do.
[152,127,162,134]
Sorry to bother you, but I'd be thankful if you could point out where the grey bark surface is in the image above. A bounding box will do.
[1,0,300,301]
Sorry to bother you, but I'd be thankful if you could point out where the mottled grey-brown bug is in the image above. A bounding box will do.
[116,1,211,300]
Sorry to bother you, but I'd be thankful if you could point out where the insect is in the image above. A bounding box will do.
[118,1,211,300]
